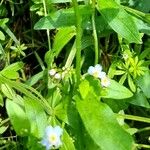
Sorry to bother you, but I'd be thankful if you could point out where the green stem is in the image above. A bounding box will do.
[42,0,51,51]
[72,0,82,85]
[92,0,98,65]
[116,114,150,123]
[134,143,150,149]
[137,126,150,133]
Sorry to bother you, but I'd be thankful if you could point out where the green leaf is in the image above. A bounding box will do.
[6,100,30,136]
[79,80,90,99]
[60,130,76,150]
[1,62,24,79]
[129,91,150,108]
[136,71,150,98]
[0,126,8,134]
[0,31,5,41]
[34,5,92,30]
[26,71,43,86]
[0,18,9,26]
[102,79,133,99]
[34,8,75,30]
[128,74,136,92]
[97,0,141,43]
[51,0,83,3]
[1,84,15,99]
[0,93,3,107]
[24,97,47,138]
[53,27,76,57]
[75,93,133,150]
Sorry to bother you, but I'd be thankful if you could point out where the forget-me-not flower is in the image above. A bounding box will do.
[41,125,63,150]
[88,64,106,79]
[101,76,110,87]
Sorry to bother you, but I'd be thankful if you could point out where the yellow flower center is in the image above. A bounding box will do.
[49,134,57,143]
[93,71,99,77]
[102,77,108,84]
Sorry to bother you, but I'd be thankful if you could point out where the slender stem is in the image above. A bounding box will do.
[137,126,150,133]
[134,143,150,149]
[116,114,150,123]
[92,0,99,65]
[42,0,51,51]
[72,0,82,85]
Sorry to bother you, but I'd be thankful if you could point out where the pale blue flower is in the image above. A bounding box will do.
[88,64,106,79]
[41,126,63,150]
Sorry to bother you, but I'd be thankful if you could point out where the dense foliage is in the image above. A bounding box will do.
[0,0,150,149]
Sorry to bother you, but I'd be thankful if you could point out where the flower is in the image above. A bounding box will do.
[101,76,110,87]
[54,73,61,79]
[88,64,106,79]
[49,69,56,76]
[41,126,63,150]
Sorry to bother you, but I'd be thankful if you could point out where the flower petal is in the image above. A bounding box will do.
[95,64,102,72]
[88,66,95,75]
[98,71,106,79]
[54,126,63,136]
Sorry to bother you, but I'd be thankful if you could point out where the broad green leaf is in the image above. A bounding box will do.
[60,130,76,150]
[0,31,5,40]
[79,80,90,99]
[97,0,141,43]
[75,93,133,150]
[53,27,76,57]
[129,91,150,108]
[102,79,133,99]
[6,100,30,136]
[34,10,75,30]
[34,5,92,30]
[136,71,150,98]
[55,96,80,130]
[24,98,47,138]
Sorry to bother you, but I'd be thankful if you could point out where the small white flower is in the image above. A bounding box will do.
[99,71,106,79]
[41,126,63,150]
[49,69,56,76]
[88,64,102,78]
[54,73,61,79]
[122,53,129,60]
[101,76,110,87]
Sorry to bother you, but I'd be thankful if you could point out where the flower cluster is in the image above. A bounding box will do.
[41,125,63,150]
[49,67,73,80]
[49,69,61,80]
[88,64,110,87]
